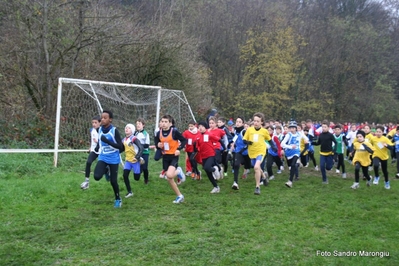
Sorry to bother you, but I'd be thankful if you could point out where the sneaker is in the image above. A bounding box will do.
[315,165,319,171]
[196,172,202,180]
[144,179,149,184]
[173,194,185,204]
[362,176,367,181]
[210,187,220,194]
[125,192,134,198]
[190,173,196,180]
[104,165,110,181]
[280,166,284,171]
[322,181,329,185]
[396,173,399,179]
[385,181,390,189]
[305,163,309,167]
[269,175,275,180]
[254,187,260,195]
[366,180,371,187]
[80,181,89,190]
[262,177,269,186]
[373,176,379,185]
[285,180,293,188]
[212,166,220,180]
[114,199,122,208]
[176,167,186,183]
[368,166,373,172]
[294,176,300,181]
[342,173,347,179]
[241,170,248,179]
[185,171,192,176]
[232,182,239,190]
[219,167,224,179]
[351,183,359,189]
[335,169,340,174]
[277,170,282,174]
[159,170,166,179]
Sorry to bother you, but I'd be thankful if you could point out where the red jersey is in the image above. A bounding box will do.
[271,134,283,157]
[207,128,225,149]
[196,131,221,159]
[182,129,201,153]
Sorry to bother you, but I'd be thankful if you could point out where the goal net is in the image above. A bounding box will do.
[51,78,195,165]
[0,78,195,166]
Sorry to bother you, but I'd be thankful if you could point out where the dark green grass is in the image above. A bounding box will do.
[0,152,398,265]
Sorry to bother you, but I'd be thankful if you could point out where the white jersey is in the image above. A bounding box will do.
[90,128,99,154]
[346,130,358,147]
[315,127,333,134]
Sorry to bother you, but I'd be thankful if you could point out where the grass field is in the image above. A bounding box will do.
[1,151,399,265]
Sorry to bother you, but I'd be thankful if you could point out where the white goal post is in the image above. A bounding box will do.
[0,77,196,167]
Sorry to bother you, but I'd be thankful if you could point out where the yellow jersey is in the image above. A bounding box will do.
[352,141,375,167]
[243,126,272,159]
[372,136,392,161]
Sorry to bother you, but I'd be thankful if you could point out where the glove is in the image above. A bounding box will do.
[101,135,109,144]
[227,151,233,161]
[247,141,253,145]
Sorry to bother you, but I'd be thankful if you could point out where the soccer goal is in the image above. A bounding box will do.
[0,78,196,167]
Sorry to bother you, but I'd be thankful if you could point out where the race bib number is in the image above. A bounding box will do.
[204,134,209,142]
[188,138,192,145]
[102,146,116,154]
[253,134,259,142]
[164,142,170,151]
[377,142,384,149]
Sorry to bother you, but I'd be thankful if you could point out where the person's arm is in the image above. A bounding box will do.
[101,128,124,152]
[362,143,374,154]
[300,143,309,157]
[154,130,161,149]
[280,134,291,149]
[174,129,187,150]
[274,136,282,156]
[242,129,253,145]
[133,138,144,159]
[142,131,150,149]
[332,134,337,153]
[312,135,320,146]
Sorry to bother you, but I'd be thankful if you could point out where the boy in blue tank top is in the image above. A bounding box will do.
[93,110,125,208]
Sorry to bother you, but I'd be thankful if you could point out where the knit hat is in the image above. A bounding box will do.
[198,121,209,129]
[288,120,297,128]
[125,123,135,134]
[357,130,365,138]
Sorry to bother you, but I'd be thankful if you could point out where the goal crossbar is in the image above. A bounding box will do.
[1,78,196,168]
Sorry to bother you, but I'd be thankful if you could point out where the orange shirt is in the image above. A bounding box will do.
[160,129,179,155]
